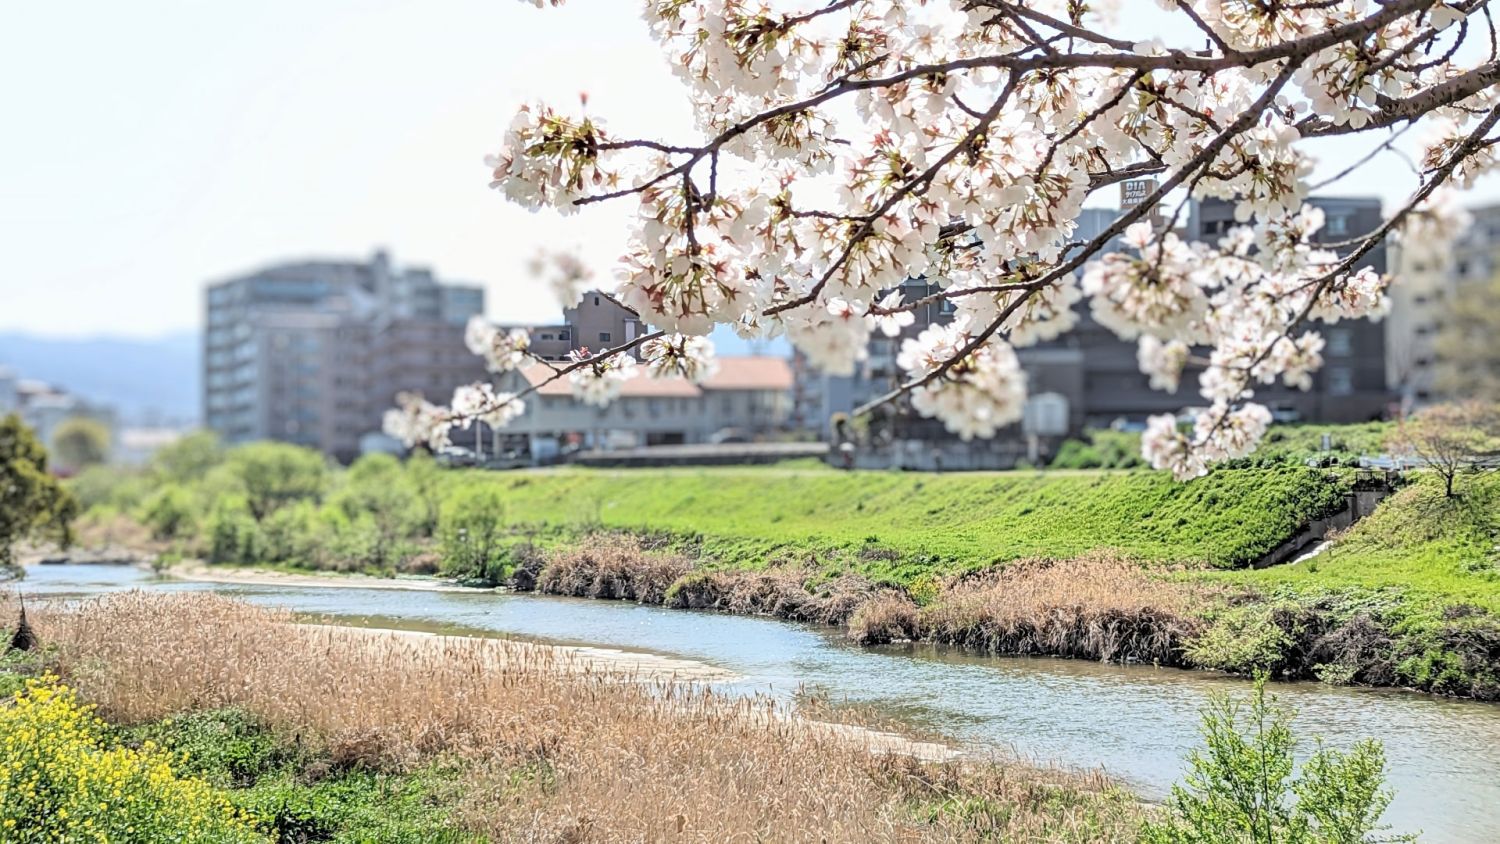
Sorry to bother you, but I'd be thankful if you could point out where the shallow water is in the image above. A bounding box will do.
[19,564,1500,842]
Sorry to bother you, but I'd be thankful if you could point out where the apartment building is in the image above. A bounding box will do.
[1388,203,1500,408]
[203,250,485,462]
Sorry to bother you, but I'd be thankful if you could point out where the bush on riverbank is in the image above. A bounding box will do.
[6,591,1143,842]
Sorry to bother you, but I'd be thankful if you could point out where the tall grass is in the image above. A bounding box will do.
[16,592,1141,843]
[538,534,694,603]
[919,555,1205,665]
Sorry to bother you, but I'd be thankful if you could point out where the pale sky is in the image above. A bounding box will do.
[3,1,1498,339]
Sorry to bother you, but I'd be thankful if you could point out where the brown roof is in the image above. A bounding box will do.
[700,356,794,392]
[515,355,791,400]
[518,364,703,398]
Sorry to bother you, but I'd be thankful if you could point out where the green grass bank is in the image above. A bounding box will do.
[466,465,1352,577]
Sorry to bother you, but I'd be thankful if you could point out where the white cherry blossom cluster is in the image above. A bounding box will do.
[642,333,719,381]
[568,347,638,407]
[896,318,1027,441]
[464,316,532,373]
[1143,402,1273,481]
[1081,223,1208,342]
[529,249,595,309]
[382,393,455,452]
[450,383,526,430]
[438,0,1500,476]
[1137,336,1191,394]
[486,102,614,214]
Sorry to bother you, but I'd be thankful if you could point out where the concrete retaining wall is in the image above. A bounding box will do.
[1251,486,1393,569]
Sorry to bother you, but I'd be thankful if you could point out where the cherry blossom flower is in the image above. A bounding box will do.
[568,347,638,406]
[451,383,526,429]
[382,393,455,451]
[465,317,532,373]
[897,318,1027,440]
[642,333,718,382]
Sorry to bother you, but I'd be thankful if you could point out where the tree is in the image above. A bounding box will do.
[0,415,78,566]
[1386,401,1500,497]
[1434,275,1500,401]
[331,454,422,567]
[438,486,508,582]
[51,417,110,473]
[1142,677,1411,844]
[386,0,1500,482]
[225,442,328,521]
[150,430,223,484]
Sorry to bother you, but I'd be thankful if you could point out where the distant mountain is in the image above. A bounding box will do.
[0,331,200,425]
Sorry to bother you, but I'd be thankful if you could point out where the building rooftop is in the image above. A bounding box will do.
[701,356,795,391]
[517,355,794,399]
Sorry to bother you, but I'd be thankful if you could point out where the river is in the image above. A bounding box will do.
[18,563,1500,843]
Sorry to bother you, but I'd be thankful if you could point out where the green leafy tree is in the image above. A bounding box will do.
[0,415,78,566]
[141,483,198,541]
[438,487,507,582]
[226,443,328,521]
[51,416,111,472]
[151,430,223,484]
[203,496,262,565]
[404,451,444,538]
[332,454,422,568]
[1142,677,1412,844]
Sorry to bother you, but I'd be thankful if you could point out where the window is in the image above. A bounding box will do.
[559,329,570,341]
[1327,367,1354,396]
[1325,214,1349,236]
[599,332,611,343]
[1327,329,1352,356]
[594,296,601,307]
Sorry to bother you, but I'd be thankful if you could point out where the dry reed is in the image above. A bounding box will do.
[12,591,1141,843]
[537,535,694,604]
[920,555,1203,665]
[666,566,882,625]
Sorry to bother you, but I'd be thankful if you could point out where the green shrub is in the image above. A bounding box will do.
[129,709,292,789]
[141,482,198,540]
[1188,603,1296,675]
[439,487,508,581]
[226,442,328,521]
[1142,677,1409,843]
[205,496,263,565]
[259,499,322,566]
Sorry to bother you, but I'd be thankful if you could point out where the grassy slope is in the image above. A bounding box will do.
[467,466,1352,580]
[1209,472,1500,613]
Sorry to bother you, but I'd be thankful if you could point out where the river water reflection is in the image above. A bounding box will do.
[20,564,1500,842]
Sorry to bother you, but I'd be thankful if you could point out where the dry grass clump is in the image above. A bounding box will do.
[848,592,922,644]
[666,566,883,625]
[16,591,1140,843]
[537,535,694,603]
[921,555,1203,665]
